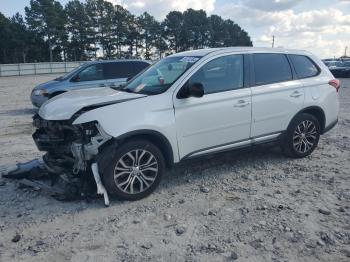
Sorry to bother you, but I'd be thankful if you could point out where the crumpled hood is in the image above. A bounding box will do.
[39,87,146,120]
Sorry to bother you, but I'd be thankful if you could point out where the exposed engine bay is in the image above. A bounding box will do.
[31,114,112,206]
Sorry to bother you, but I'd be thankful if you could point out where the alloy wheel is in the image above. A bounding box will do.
[292,120,317,154]
[113,149,158,194]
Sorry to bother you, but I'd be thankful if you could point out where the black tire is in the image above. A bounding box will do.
[281,113,320,158]
[102,139,165,200]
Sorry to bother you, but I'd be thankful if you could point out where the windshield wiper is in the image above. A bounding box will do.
[110,84,134,93]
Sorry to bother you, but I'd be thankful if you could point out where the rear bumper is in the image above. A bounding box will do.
[322,119,338,134]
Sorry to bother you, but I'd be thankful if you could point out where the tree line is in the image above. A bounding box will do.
[0,0,253,64]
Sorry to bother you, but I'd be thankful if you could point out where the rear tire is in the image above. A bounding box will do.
[102,139,165,200]
[281,113,320,158]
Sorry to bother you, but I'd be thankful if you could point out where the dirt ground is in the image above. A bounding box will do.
[0,74,349,262]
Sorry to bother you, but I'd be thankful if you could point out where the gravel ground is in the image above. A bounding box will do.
[0,74,349,262]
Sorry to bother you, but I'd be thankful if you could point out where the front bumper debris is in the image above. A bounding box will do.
[28,114,113,206]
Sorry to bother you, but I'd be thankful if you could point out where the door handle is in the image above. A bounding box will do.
[234,100,250,107]
[290,91,303,98]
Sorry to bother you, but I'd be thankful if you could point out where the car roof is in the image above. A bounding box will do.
[169,47,313,58]
[85,59,151,65]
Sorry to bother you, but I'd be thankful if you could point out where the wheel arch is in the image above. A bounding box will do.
[290,106,326,133]
[114,129,175,168]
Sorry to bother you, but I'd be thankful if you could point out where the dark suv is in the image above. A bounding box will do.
[31,60,151,107]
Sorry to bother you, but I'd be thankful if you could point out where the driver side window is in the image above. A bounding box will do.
[189,55,244,94]
[77,64,103,82]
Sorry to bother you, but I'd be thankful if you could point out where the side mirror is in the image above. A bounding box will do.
[177,82,204,99]
[188,82,204,98]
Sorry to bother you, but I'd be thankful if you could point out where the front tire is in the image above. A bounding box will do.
[282,113,320,158]
[102,139,165,200]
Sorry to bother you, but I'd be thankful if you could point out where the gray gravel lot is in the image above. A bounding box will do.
[0,74,349,262]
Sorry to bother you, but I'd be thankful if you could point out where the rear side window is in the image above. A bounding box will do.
[253,53,292,85]
[133,62,149,76]
[289,55,319,79]
[189,54,244,94]
[103,62,134,79]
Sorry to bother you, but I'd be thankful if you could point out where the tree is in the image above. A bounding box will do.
[222,19,252,47]
[138,12,159,59]
[124,14,142,58]
[182,9,209,50]
[9,13,31,63]
[85,0,116,58]
[1,1,254,64]
[154,21,168,58]
[208,15,226,47]
[0,12,11,63]
[65,0,93,60]
[25,0,67,62]
[113,5,131,58]
[163,11,183,53]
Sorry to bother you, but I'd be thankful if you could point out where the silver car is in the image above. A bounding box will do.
[31,60,151,107]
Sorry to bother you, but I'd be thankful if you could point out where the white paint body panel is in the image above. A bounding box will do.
[251,79,305,137]
[174,88,252,158]
[39,87,146,120]
[38,47,339,164]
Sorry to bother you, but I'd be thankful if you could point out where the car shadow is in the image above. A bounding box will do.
[165,144,286,182]
[0,107,38,116]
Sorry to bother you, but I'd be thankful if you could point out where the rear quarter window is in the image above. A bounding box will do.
[289,55,319,79]
[103,62,134,79]
[133,62,150,76]
[253,53,292,85]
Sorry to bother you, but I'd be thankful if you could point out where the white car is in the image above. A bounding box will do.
[33,47,339,204]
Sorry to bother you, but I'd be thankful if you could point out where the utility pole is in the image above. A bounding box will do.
[345,46,348,57]
[272,35,275,48]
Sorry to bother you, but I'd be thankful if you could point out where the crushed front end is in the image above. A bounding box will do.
[32,114,112,205]
[33,114,111,173]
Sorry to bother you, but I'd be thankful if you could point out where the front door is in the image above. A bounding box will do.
[173,54,252,159]
[69,63,105,90]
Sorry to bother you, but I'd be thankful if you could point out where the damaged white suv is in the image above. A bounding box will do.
[33,47,339,204]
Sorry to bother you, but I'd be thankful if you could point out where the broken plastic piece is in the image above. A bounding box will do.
[91,163,110,207]
[1,159,48,180]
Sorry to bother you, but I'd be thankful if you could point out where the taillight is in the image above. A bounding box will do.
[328,79,340,92]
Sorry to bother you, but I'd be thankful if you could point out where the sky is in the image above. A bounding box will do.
[1,0,350,58]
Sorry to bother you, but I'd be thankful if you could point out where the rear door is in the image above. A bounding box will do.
[288,54,322,100]
[250,53,305,137]
[103,62,134,88]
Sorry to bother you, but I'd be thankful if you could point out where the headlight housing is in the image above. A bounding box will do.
[33,89,48,96]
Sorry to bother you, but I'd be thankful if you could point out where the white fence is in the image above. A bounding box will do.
[0,61,86,77]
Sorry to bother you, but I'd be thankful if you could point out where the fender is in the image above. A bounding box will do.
[115,129,175,167]
[288,106,326,132]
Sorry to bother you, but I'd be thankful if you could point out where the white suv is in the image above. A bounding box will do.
[33,47,339,204]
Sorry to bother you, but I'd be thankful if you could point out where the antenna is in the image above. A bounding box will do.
[272,35,275,48]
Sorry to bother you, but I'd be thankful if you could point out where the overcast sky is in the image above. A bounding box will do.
[1,0,349,58]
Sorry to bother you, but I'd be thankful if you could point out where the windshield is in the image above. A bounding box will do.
[121,56,202,95]
[54,63,87,81]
